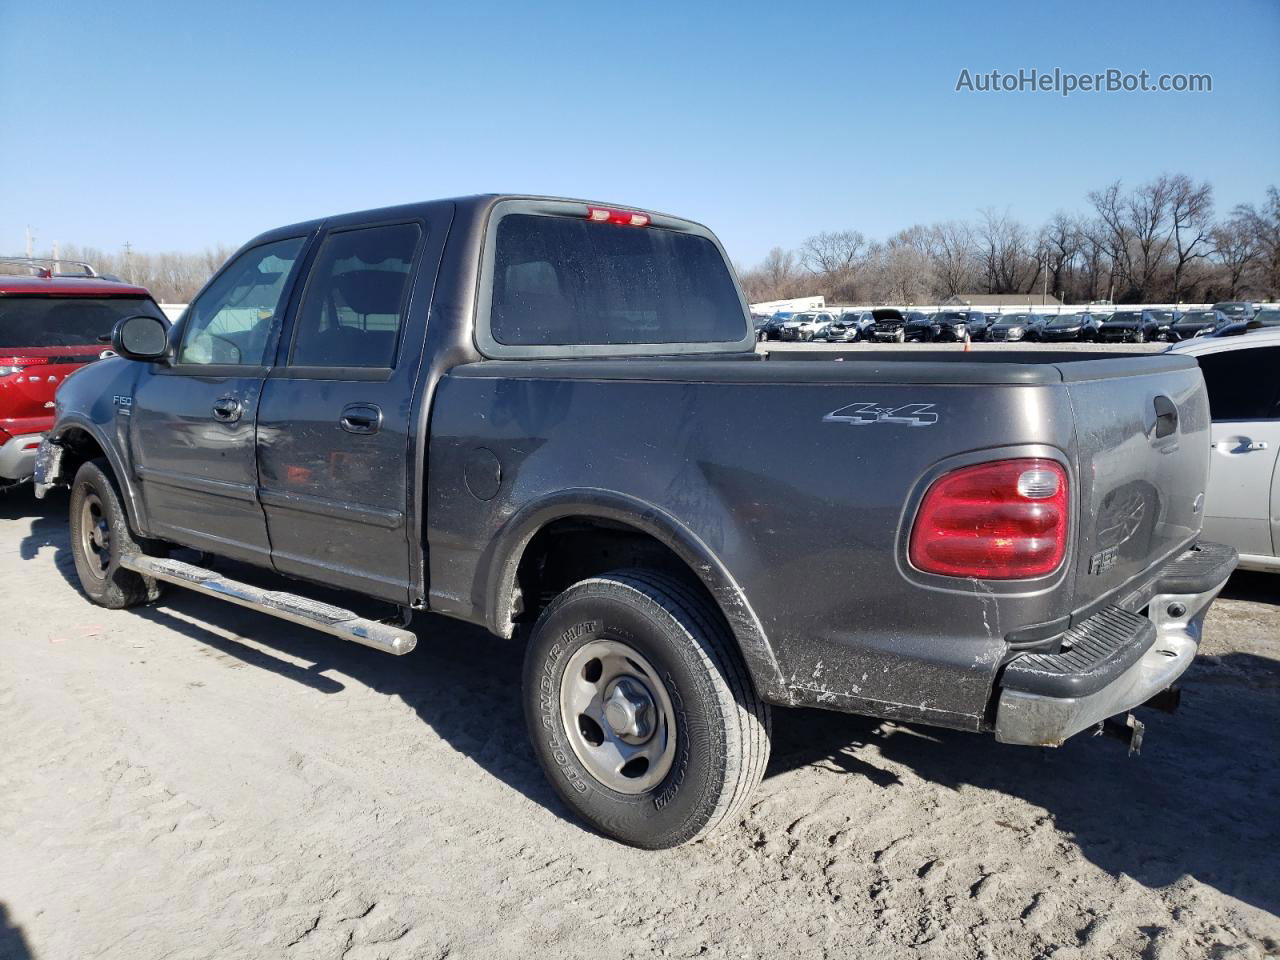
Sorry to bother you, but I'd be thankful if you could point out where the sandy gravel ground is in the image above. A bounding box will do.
[1,488,1277,960]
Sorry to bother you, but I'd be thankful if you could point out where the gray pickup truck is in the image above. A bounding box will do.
[36,195,1236,848]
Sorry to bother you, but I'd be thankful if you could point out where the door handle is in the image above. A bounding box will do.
[212,397,243,423]
[340,403,382,435]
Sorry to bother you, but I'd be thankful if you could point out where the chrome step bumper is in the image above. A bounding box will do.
[120,555,417,656]
[994,542,1237,746]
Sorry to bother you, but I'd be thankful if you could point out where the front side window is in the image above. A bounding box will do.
[290,223,420,368]
[178,237,306,365]
[1199,347,1280,421]
[488,214,745,347]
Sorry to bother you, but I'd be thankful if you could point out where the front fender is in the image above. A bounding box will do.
[49,357,149,535]
[483,488,791,703]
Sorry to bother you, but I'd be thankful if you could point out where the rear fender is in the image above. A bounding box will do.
[485,489,790,703]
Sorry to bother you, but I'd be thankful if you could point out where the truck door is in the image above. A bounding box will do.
[1198,345,1280,559]
[130,237,308,565]
[255,216,445,603]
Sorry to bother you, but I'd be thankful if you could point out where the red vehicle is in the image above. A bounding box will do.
[1,261,167,488]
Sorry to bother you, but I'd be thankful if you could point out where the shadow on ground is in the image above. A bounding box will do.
[13,487,1280,917]
[0,903,33,960]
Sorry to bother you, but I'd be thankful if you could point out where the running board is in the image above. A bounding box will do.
[119,554,417,656]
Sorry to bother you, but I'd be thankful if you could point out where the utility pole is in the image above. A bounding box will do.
[24,226,34,258]
[123,241,133,283]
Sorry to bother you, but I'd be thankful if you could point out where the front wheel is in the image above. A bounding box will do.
[68,459,164,609]
[523,570,771,848]
[1133,329,1147,344]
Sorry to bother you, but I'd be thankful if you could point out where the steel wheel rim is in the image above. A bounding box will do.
[559,639,677,795]
[79,491,111,580]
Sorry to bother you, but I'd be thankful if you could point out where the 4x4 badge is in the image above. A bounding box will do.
[823,402,938,427]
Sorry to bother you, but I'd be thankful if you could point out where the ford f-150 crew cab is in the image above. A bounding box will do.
[35,195,1236,848]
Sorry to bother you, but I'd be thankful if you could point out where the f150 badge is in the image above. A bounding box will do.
[823,402,938,427]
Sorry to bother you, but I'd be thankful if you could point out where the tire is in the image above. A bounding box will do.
[894,329,905,344]
[1133,329,1146,344]
[523,569,771,849]
[68,459,164,609]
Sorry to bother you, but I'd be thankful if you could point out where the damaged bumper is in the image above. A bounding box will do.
[994,542,1237,746]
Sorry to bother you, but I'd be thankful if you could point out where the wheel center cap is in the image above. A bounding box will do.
[603,677,656,741]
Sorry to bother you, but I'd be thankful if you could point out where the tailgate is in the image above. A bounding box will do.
[1064,356,1209,608]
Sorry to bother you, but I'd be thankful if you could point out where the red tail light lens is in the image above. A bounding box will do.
[909,458,1069,579]
[585,206,651,227]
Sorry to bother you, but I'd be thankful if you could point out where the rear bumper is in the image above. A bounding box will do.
[0,432,44,481]
[994,542,1237,746]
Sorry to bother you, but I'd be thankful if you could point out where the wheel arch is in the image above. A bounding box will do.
[52,419,148,536]
[484,490,789,703]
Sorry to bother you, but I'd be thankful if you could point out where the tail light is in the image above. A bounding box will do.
[585,206,651,227]
[0,356,49,377]
[909,458,1069,579]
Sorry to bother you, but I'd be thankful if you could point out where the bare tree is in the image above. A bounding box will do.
[977,209,1038,293]
[1088,181,1134,297]
[925,221,978,297]
[1234,186,1280,299]
[1041,212,1083,302]
[1127,175,1175,300]
[797,230,865,276]
[1167,174,1214,302]
[1210,215,1262,299]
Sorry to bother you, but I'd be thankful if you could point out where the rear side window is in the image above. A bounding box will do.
[0,296,164,347]
[488,214,745,347]
[1198,347,1280,420]
[290,223,420,368]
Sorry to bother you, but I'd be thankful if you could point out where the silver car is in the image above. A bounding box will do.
[1171,329,1280,572]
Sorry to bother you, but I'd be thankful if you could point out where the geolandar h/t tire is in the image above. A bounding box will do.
[68,459,163,609]
[523,569,771,849]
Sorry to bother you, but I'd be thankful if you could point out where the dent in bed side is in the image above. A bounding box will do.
[482,490,792,704]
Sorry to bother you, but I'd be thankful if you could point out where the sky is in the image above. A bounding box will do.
[1,0,1277,267]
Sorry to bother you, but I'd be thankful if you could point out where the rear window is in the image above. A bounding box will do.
[488,214,745,347]
[0,295,164,348]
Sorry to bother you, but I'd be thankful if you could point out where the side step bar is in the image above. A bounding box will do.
[119,555,417,656]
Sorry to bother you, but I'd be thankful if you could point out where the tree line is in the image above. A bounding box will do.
[13,243,235,303]
[15,178,1279,307]
[738,178,1280,307]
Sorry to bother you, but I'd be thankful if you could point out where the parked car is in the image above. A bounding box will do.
[759,311,794,341]
[0,262,165,489]
[1171,329,1280,573]
[1169,309,1227,341]
[986,313,1043,342]
[868,307,909,342]
[37,194,1235,848]
[819,310,874,343]
[752,314,771,340]
[1251,308,1280,327]
[1211,301,1256,323]
[930,310,983,343]
[1037,313,1098,343]
[903,311,937,342]
[1097,310,1162,343]
[779,311,834,342]
[1149,310,1181,340]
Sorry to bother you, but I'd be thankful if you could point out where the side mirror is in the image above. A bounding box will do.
[111,315,170,362]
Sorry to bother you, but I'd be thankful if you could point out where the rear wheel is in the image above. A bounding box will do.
[68,459,163,609]
[523,569,771,848]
